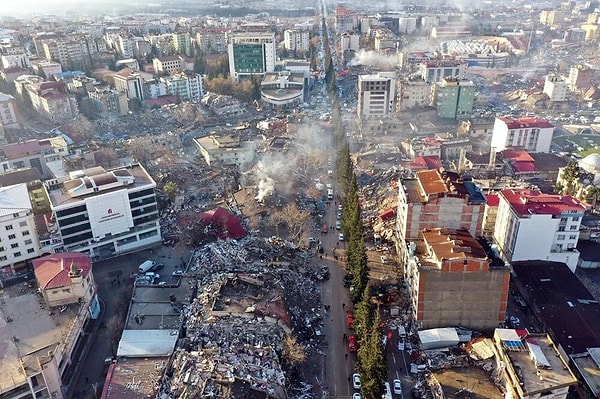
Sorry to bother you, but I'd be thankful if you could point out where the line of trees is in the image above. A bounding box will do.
[323,20,387,398]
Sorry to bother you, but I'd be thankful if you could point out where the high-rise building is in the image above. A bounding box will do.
[493,189,587,271]
[283,29,310,53]
[543,74,568,102]
[228,32,276,80]
[491,116,554,153]
[432,77,476,120]
[114,69,145,101]
[89,87,129,118]
[195,28,228,54]
[396,76,431,111]
[418,60,467,83]
[404,228,510,330]
[172,32,192,56]
[160,71,203,101]
[358,72,396,119]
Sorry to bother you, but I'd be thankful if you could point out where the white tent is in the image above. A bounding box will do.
[418,327,459,350]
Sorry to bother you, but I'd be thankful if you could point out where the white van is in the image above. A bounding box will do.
[138,260,157,273]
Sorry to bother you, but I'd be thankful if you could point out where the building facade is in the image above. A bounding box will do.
[358,72,396,119]
[543,74,568,102]
[493,189,587,271]
[45,164,161,260]
[260,71,305,108]
[89,87,129,118]
[432,77,476,120]
[0,93,20,129]
[160,71,203,101]
[418,60,467,83]
[283,29,310,52]
[405,228,509,330]
[396,170,487,264]
[491,116,554,153]
[228,32,276,80]
[396,77,431,111]
[114,69,146,101]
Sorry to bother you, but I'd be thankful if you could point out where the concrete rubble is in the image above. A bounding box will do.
[155,236,328,398]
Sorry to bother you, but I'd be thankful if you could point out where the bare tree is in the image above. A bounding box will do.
[106,314,125,355]
[279,203,311,242]
[281,334,306,366]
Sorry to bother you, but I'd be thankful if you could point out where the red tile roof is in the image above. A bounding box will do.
[33,252,92,289]
[410,155,443,170]
[501,147,534,162]
[501,189,587,217]
[0,140,41,159]
[496,116,554,129]
[512,161,536,173]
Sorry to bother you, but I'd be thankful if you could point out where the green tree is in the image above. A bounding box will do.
[163,181,179,202]
[358,310,387,398]
[557,160,581,196]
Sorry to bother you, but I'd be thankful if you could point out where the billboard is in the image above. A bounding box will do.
[85,190,134,238]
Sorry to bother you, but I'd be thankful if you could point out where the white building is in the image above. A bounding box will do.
[491,116,554,153]
[260,71,305,108]
[0,93,20,129]
[398,17,417,34]
[358,72,396,119]
[283,29,310,52]
[45,164,161,259]
[396,77,431,111]
[340,33,360,52]
[152,55,191,75]
[228,32,276,80]
[543,74,568,102]
[160,71,203,101]
[194,135,256,167]
[0,183,41,276]
[114,69,146,101]
[88,87,129,118]
[418,60,467,83]
[493,189,587,272]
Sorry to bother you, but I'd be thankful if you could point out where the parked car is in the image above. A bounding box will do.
[352,393,362,399]
[348,335,358,352]
[339,233,344,241]
[393,379,402,395]
[172,270,184,277]
[352,373,361,389]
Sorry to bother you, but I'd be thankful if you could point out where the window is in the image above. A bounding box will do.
[570,225,578,230]
[8,234,15,240]
[558,226,565,232]
[5,225,13,231]
[13,252,21,257]
[24,239,32,245]
[10,243,18,249]
[0,256,6,261]
[27,248,35,254]
[19,221,27,227]
[22,231,30,236]
[557,235,565,240]
[572,216,580,222]
[12,213,19,218]
[569,235,577,240]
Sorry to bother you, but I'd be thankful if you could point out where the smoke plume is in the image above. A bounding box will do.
[348,49,400,70]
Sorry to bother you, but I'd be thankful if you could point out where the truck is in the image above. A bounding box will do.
[138,260,157,273]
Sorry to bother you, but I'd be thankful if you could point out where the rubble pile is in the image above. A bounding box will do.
[157,236,327,398]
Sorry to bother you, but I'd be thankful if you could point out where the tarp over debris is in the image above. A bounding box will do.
[117,329,179,357]
[418,328,460,350]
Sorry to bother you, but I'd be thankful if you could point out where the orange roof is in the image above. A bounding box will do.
[422,228,487,260]
[416,169,448,196]
[33,252,92,289]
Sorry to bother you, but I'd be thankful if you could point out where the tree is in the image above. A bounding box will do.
[271,203,311,242]
[281,334,306,366]
[557,160,581,196]
[106,314,125,356]
[163,181,179,202]
[358,311,387,399]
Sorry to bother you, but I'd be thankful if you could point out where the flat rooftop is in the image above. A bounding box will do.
[100,357,168,399]
[0,284,79,392]
[570,349,600,397]
[125,280,192,330]
[499,331,577,394]
[47,164,155,208]
[434,367,503,399]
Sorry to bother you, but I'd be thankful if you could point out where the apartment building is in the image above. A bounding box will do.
[491,116,554,153]
[418,60,467,83]
[89,87,129,118]
[432,77,476,120]
[405,228,509,330]
[0,93,20,129]
[492,329,577,399]
[283,29,310,52]
[195,28,228,53]
[45,164,161,259]
[228,32,276,80]
[160,71,203,101]
[30,58,63,79]
[153,55,191,75]
[358,72,396,119]
[194,135,256,167]
[543,74,568,102]
[113,69,146,101]
[396,76,431,111]
[0,183,41,277]
[493,189,587,271]
[396,169,487,263]
[172,32,192,56]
